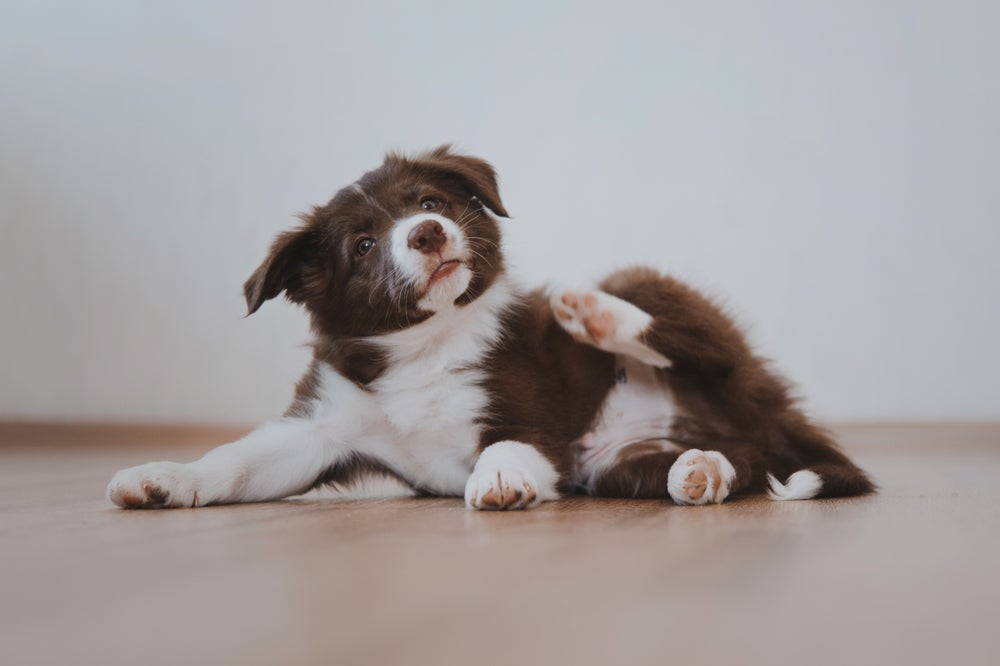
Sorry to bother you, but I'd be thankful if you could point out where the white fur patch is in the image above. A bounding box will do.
[577,355,680,490]
[550,289,671,367]
[667,449,737,505]
[390,212,472,312]
[376,275,514,365]
[297,475,416,500]
[465,441,560,510]
[766,470,823,501]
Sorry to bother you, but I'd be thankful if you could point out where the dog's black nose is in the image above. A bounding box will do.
[407,219,446,254]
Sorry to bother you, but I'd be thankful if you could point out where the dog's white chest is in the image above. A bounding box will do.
[355,280,513,493]
[575,356,680,485]
[370,363,487,493]
[375,362,484,436]
[312,359,486,495]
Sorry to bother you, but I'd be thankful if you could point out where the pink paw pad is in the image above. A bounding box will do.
[552,291,618,344]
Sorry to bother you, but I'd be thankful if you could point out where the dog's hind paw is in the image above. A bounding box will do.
[667,449,736,505]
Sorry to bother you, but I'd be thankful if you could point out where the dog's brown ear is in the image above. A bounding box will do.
[243,226,319,316]
[423,145,509,218]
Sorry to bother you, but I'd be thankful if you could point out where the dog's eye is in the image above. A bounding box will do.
[420,198,439,210]
[355,238,376,256]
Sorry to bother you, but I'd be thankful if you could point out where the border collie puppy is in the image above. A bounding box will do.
[107,146,874,510]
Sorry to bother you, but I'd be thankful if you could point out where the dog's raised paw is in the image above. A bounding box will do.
[667,449,736,505]
[107,462,200,509]
[465,467,540,510]
[550,290,618,345]
[549,289,671,367]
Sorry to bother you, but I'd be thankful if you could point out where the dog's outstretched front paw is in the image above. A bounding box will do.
[667,449,736,505]
[465,467,540,510]
[107,462,200,509]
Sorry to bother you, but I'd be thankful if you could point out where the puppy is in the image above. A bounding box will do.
[107,146,874,510]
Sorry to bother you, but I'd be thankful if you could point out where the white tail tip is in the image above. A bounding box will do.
[766,470,823,501]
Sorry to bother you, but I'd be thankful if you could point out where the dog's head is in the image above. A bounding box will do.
[243,145,508,338]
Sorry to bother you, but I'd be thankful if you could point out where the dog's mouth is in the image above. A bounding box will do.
[429,259,462,283]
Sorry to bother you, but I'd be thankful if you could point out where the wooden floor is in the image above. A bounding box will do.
[1,424,998,666]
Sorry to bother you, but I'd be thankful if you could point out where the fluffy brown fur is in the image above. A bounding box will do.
[594,268,875,498]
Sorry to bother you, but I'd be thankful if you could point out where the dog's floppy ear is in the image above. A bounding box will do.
[423,145,510,218]
[243,226,319,316]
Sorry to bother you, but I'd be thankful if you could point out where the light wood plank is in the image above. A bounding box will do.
[1,424,998,666]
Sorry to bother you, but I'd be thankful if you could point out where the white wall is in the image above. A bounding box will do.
[2,1,997,425]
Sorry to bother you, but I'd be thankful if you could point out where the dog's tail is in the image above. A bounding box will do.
[765,416,876,501]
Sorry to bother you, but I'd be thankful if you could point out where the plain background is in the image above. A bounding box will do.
[1,1,997,425]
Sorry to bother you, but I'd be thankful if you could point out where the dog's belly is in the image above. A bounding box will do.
[575,356,681,486]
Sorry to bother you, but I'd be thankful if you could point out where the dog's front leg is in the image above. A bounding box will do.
[464,441,561,510]
[107,419,345,509]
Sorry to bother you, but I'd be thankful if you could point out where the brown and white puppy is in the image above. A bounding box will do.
[107,146,874,510]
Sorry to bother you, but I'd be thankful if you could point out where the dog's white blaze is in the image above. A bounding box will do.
[766,470,822,501]
[577,355,681,490]
[465,440,560,509]
[350,182,393,219]
[390,212,472,312]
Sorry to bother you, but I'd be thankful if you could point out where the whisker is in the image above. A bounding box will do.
[369,268,396,306]
[455,199,472,224]
[466,248,494,270]
[457,212,482,228]
[463,239,495,268]
[453,199,471,226]
[455,207,481,227]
